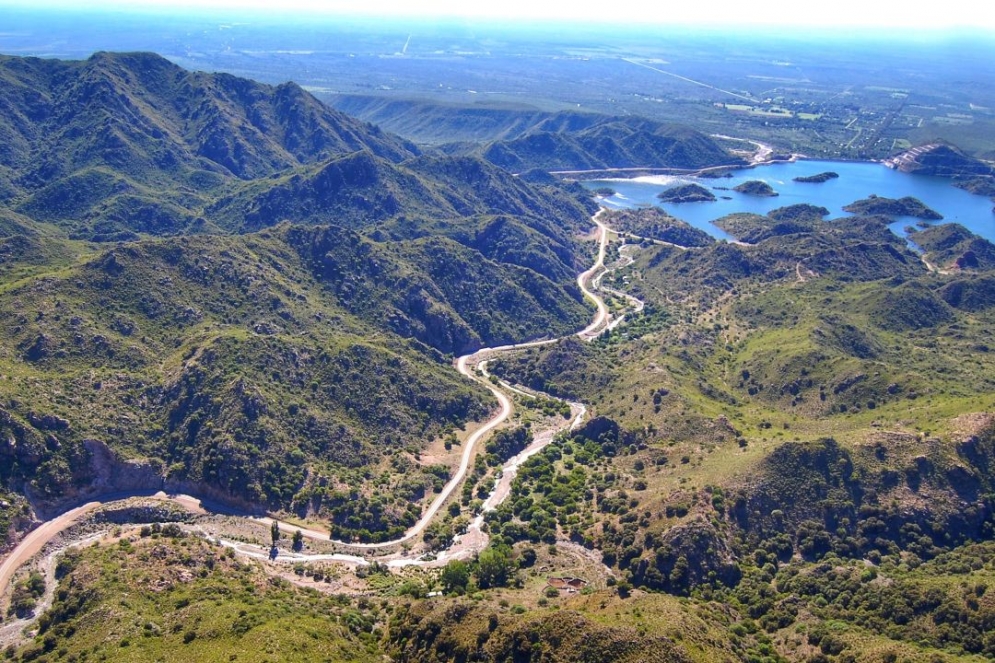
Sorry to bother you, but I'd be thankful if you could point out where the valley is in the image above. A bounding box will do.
[1,15,995,663]
[0,209,618,608]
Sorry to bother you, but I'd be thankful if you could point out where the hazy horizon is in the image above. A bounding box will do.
[1,0,994,33]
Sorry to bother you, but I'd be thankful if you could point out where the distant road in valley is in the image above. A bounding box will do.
[621,58,758,103]
[547,137,780,178]
[0,210,639,604]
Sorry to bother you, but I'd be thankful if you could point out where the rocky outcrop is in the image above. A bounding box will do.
[27,440,164,518]
[81,439,164,495]
[632,517,741,594]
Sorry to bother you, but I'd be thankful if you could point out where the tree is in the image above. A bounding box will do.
[292,529,304,552]
[476,546,514,589]
[270,520,281,546]
[440,560,470,595]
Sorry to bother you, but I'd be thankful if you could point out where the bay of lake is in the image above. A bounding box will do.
[584,160,995,244]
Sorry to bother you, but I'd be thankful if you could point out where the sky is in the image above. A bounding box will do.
[4,0,995,30]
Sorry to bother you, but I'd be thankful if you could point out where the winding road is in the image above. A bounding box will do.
[0,210,638,606]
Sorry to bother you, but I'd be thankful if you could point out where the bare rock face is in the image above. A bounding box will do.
[29,440,166,518]
[82,439,165,494]
[27,412,70,431]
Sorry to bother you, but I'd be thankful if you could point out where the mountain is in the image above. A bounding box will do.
[0,52,417,181]
[206,151,593,234]
[912,222,995,270]
[10,47,995,663]
[0,52,418,237]
[0,52,609,248]
[0,53,599,540]
[842,195,943,219]
[326,95,605,145]
[887,143,994,178]
[327,96,747,175]
[473,119,743,173]
[0,220,590,538]
[481,206,995,658]
[600,208,715,247]
[283,223,590,354]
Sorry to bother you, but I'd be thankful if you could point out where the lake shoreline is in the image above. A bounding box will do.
[584,158,995,243]
[554,155,881,182]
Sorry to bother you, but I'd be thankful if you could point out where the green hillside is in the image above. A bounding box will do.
[205,151,593,234]
[5,47,995,663]
[0,52,418,239]
[0,219,593,537]
[477,120,743,173]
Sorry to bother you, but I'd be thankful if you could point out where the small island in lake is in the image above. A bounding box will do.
[843,195,943,220]
[699,169,734,179]
[794,171,839,183]
[733,180,778,196]
[657,183,716,203]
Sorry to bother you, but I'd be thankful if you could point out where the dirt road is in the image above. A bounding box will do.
[0,211,631,597]
[0,491,206,613]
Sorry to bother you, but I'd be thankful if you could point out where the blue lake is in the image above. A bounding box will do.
[584,160,995,244]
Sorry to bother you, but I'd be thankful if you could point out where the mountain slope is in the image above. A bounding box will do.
[0,51,416,183]
[326,95,602,144]
[205,151,594,234]
[474,119,743,172]
[327,95,745,175]
[0,217,591,527]
[0,51,602,533]
[0,52,418,237]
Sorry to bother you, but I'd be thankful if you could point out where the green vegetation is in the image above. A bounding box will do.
[600,208,715,247]
[0,227,516,522]
[6,536,380,662]
[488,336,617,402]
[476,120,743,173]
[207,152,595,236]
[793,171,839,183]
[6,46,995,663]
[478,211,995,660]
[0,52,416,240]
[713,206,833,244]
[912,223,995,271]
[8,571,45,618]
[842,195,943,220]
[953,175,995,197]
[657,183,717,203]
[732,180,779,196]
[0,53,599,542]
